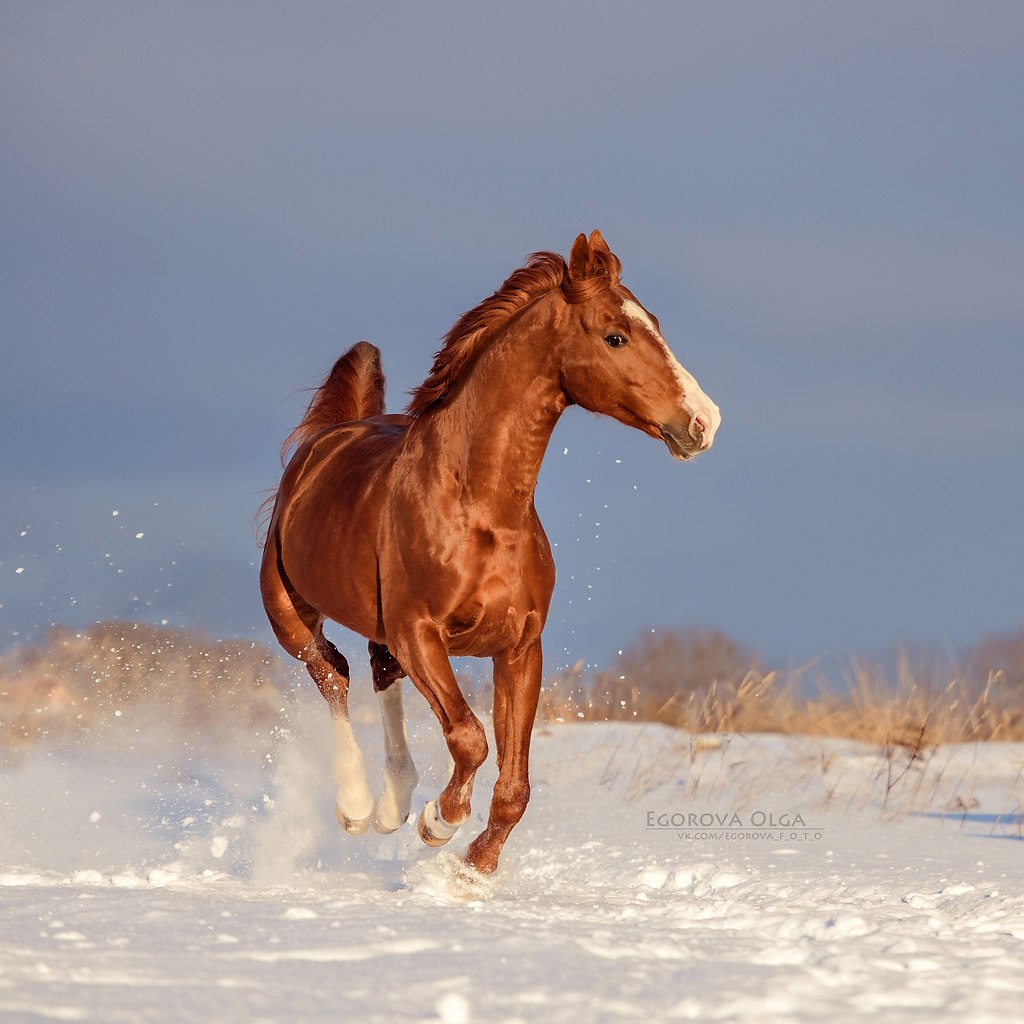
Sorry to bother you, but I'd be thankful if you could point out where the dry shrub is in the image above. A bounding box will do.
[541,629,756,725]
[969,628,1024,692]
[0,622,292,751]
[540,628,1024,747]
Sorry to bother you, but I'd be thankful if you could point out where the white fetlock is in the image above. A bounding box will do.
[332,715,374,835]
[373,758,419,833]
[418,799,461,847]
[372,791,407,834]
[336,803,373,835]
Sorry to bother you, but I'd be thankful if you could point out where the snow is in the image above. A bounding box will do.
[2,693,1024,1023]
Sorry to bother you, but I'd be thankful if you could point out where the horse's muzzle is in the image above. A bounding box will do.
[661,414,716,460]
[661,428,701,461]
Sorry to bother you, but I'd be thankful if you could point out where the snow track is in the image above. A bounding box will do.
[2,705,1023,1022]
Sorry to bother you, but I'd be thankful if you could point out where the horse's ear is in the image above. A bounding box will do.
[568,232,595,280]
[588,229,621,283]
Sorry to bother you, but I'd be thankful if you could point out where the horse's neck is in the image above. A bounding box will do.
[413,314,566,523]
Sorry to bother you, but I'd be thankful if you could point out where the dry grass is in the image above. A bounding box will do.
[0,622,292,752]
[4,622,1023,757]
[540,633,1024,749]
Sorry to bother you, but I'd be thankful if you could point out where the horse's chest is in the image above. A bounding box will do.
[445,594,530,655]
[443,528,537,652]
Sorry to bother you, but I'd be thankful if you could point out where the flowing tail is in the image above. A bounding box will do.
[257,341,385,545]
[280,341,386,463]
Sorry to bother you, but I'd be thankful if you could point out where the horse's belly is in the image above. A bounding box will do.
[281,523,383,639]
[277,444,388,641]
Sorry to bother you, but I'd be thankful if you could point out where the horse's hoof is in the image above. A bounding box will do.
[464,849,499,875]
[371,794,411,835]
[417,800,459,847]
[418,814,452,847]
[372,813,408,835]
[336,805,372,835]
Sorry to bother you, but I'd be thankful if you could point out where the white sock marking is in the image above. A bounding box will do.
[332,714,374,822]
[374,684,418,830]
[421,799,461,840]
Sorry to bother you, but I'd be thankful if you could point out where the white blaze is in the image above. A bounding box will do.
[621,299,721,447]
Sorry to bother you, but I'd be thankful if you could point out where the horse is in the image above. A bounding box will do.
[259,230,720,874]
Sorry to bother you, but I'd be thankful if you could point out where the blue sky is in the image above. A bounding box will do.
[2,2,1022,672]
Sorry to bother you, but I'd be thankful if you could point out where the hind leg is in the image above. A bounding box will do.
[368,642,418,833]
[260,533,374,833]
[315,633,375,833]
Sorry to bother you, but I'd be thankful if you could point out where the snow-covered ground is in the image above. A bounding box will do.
[2,688,1023,1023]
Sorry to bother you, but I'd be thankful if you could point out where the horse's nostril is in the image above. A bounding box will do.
[692,414,708,439]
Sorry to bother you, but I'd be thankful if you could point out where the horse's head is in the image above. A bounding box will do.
[556,230,720,460]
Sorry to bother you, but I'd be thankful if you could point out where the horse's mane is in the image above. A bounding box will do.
[406,240,621,417]
[406,252,567,417]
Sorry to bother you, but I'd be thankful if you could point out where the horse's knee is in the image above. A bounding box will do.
[490,778,531,829]
[448,715,488,772]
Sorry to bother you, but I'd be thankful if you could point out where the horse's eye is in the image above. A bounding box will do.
[604,333,628,348]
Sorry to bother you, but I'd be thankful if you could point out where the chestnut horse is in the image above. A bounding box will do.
[260,231,720,874]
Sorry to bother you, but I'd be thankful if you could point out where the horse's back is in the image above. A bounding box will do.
[281,413,410,489]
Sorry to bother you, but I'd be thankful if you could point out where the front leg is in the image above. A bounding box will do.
[465,639,543,874]
[390,622,489,847]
